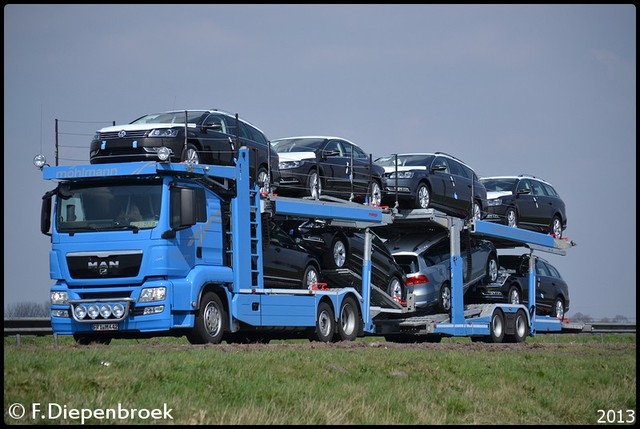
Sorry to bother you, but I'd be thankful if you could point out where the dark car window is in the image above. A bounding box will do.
[342,142,353,157]
[529,179,547,196]
[352,145,369,160]
[542,261,562,278]
[203,114,228,134]
[324,140,343,156]
[432,156,450,174]
[423,239,449,266]
[535,261,551,277]
[447,159,465,178]
[516,179,531,193]
[541,182,558,197]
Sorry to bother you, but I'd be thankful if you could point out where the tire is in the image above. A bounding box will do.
[507,286,521,304]
[387,276,404,303]
[368,180,382,206]
[256,167,270,194]
[512,309,529,343]
[302,264,320,289]
[506,207,517,228]
[550,216,563,238]
[551,297,565,320]
[439,283,451,313]
[73,334,112,345]
[307,170,322,199]
[472,201,482,221]
[314,301,336,342]
[187,292,226,344]
[485,254,499,283]
[414,183,430,209]
[329,237,348,269]
[489,309,505,343]
[336,296,361,341]
[181,143,200,164]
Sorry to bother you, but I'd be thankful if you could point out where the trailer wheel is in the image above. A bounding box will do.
[187,292,226,344]
[336,296,361,341]
[512,309,529,343]
[314,301,336,342]
[489,309,505,343]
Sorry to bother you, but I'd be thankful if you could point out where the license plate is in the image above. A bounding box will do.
[92,323,119,331]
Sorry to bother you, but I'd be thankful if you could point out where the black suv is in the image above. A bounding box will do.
[375,152,487,220]
[89,109,281,192]
[480,175,567,238]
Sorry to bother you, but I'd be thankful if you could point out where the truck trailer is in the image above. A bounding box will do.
[35,147,575,345]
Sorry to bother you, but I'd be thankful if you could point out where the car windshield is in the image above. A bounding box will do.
[130,111,207,125]
[481,178,516,192]
[375,154,434,167]
[271,138,325,153]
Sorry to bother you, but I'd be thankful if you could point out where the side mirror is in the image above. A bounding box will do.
[323,150,340,158]
[432,164,447,172]
[169,186,197,231]
[203,122,223,132]
[517,189,531,195]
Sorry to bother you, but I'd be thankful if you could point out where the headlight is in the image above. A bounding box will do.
[51,291,69,305]
[148,128,179,138]
[487,199,503,206]
[279,160,304,169]
[389,171,414,179]
[157,146,172,161]
[139,287,166,303]
[112,303,126,318]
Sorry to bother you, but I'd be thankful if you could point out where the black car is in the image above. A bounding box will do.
[89,109,281,193]
[480,175,567,238]
[263,221,322,289]
[281,219,407,303]
[374,152,487,220]
[271,136,384,205]
[468,254,570,320]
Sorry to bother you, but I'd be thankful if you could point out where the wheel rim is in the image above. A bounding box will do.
[552,218,562,237]
[318,309,332,337]
[305,268,318,288]
[488,258,498,282]
[258,170,270,194]
[492,311,504,338]
[515,312,527,338]
[309,172,321,199]
[507,209,517,227]
[555,299,564,320]
[473,202,481,220]
[388,278,402,301]
[369,182,382,206]
[340,303,357,336]
[509,288,520,304]
[185,147,200,164]
[418,186,430,208]
[203,301,222,338]
[441,286,451,311]
[333,240,346,267]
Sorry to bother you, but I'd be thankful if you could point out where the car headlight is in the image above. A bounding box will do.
[279,160,304,169]
[139,287,166,303]
[487,199,503,206]
[389,171,414,179]
[148,128,179,138]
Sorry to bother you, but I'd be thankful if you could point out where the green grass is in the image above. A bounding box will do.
[4,335,636,425]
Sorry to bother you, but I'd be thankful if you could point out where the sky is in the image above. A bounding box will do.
[4,4,636,320]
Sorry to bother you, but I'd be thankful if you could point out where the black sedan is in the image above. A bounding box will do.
[375,152,487,220]
[262,221,322,289]
[480,175,567,238]
[271,136,384,205]
[467,254,570,320]
[280,219,407,303]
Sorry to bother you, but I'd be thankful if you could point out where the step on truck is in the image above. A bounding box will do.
[34,147,575,345]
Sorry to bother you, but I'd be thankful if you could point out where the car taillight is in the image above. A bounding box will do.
[406,274,429,285]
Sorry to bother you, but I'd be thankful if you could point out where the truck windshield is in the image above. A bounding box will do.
[56,180,162,233]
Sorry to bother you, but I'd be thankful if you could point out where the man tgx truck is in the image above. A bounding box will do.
[35,148,393,345]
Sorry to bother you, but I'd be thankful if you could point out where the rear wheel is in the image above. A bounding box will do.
[387,276,404,303]
[507,286,521,304]
[551,216,563,238]
[472,201,482,220]
[489,309,505,343]
[485,254,499,283]
[329,237,348,269]
[512,309,529,343]
[302,264,320,289]
[552,297,565,320]
[314,301,335,342]
[257,167,270,194]
[336,296,361,341]
[368,180,382,206]
[439,283,451,313]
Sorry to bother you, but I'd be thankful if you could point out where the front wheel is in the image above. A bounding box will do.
[181,143,201,164]
[307,170,322,199]
[187,292,226,344]
[506,207,517,228]
[256,167,270,194]
[329,237,348,269]
[472,201,482,220]
[485,254,499,283]
[414,183,430,209]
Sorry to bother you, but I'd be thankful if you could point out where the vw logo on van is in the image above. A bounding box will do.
[118,130,127,138]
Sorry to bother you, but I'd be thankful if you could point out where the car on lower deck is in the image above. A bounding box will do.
[467,254,570,320]
[384,228,498,313]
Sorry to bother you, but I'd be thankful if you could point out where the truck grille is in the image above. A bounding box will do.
[67,251,143,279]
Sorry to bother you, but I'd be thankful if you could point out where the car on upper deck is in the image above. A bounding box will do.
[480,175,567,238]
[374,152,487,220]
[89,109,280,193]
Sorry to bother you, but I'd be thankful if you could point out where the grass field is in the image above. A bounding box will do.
[4,334,636,425]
